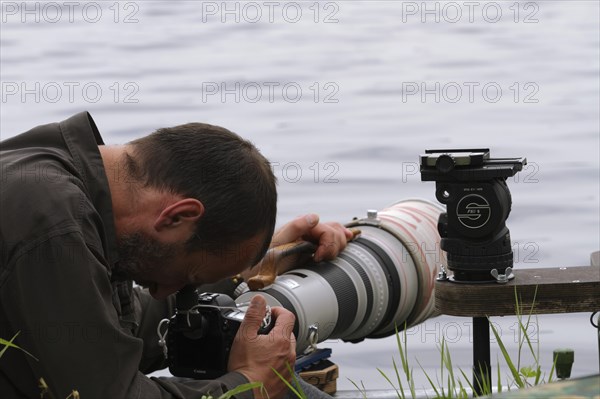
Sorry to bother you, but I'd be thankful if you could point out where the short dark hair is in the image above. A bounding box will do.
[128,123,277,261]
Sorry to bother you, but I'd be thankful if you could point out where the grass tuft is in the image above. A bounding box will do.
[369,285,558,398]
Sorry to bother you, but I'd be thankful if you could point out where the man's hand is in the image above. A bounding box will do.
[271,214,353,262]
[228,295,296,399]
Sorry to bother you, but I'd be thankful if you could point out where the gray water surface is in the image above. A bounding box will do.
[1,0,598,390]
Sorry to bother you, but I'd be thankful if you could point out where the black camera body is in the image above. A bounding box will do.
[167,289,246,379]
[420,149,526,282]
[167,286,274,379]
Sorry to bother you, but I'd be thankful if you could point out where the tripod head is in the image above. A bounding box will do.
[421,149,526,282]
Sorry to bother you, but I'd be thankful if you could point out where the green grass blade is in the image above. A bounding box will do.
[519,323,538,365]
[408,367,416,399]
[514,285,543,388]
[439,340,444,393]
[515,286,541,366]
[292,367,307,399]
[533,365,542,386]
[271,364,306,399]
[0,332,38,361]
[496,357,502,394]
[291,369,306,399]
[395,323,410,378]
[519,313,539,365]
[377,367,402,399]
[0,336,18,358]
[348,379,368,399]
[457,379,467,399]
[513,287,523,371]
[505,376,512,391]
[395,322,414,398]
[218,382,264,399]
[458,368,475,394]
[477,363,492,396]
[443,340,456,392]
[392,357,407,399]
[488,317,524,388]
[547,353,557,383]
[416,359,440,397]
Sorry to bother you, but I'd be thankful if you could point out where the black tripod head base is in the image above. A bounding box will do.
[447,252,514,282]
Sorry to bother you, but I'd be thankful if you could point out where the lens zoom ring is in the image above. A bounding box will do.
[338,253,373,332]
[315,262,359,337]
[352,236,401,338]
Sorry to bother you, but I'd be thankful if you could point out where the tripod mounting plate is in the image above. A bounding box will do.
[420,148,526,182]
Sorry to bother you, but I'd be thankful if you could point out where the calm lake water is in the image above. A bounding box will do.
[1,0,598,391]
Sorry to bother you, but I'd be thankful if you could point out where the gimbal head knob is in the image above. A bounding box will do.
[435,154,455,174]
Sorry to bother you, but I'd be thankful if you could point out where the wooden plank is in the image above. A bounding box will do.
[435,266,600,317]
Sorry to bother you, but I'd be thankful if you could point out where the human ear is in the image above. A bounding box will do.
[154,199,204,231]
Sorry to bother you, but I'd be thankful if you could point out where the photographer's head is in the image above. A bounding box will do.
[102,123,277,299]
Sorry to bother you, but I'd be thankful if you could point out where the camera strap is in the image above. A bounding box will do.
[157,318,170,360]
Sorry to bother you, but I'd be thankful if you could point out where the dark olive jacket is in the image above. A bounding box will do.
[0,112,251,399]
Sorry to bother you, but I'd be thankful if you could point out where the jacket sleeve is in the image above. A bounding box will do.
[1,231,253,399]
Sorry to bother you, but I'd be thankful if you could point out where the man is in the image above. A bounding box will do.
[0,112,352,399]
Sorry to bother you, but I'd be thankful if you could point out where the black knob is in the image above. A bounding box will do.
[436,154,455,173]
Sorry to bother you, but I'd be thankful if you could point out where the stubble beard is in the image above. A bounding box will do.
[114,232,177,285]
